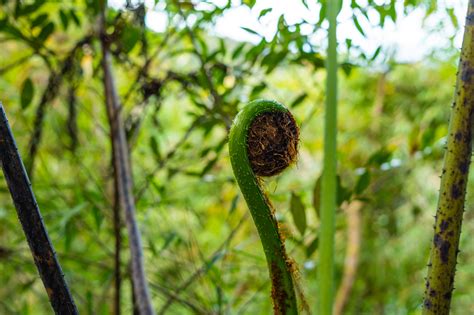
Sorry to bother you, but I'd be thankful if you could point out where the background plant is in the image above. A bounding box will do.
[0,0,473,314]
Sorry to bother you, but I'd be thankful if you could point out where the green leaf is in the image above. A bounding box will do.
[60,203,86,250]
[371,46,382,61]
[31,14,48,28]
[294,52,325,68]
[229,195,239,215]
[65,220,74,250]
[149,237,161,257]
[336,175,352,206]
[150,136,161,160]
[37,22,55,42]
[196,35,209,57]
[352,15,365,37]
[258,8,272,19]
[86,290,94,315]
[314,173,351,212]
[345,38,352,51]
[250,82,267,98]
[421,127,436,150]
[261,50,287,74]
[312,174,322,218]
[20,78,34,109]
[59,203,86,228]
[241,27,260,37]
[306,236,318,258]
[200,157,218,176]
[160,232,177,252]
[388,2,397,22]
[447,8,458,28]
[2,22,24,39]
[20,2,45,16]
[340,62,354,76]
[242,0,257,8]
[59,10,69,30]
[245,39,266,63]
[317,2,326,26]
[290,92,308,108]
[219,38,226,56]
[355,169,371,195]
[290,192,307,235]
[121,25,140,53]
[91,206,103,231]
[231,43,246,60]
[14,1,21,18]
[69,9,81,26]
[367,148,392,166]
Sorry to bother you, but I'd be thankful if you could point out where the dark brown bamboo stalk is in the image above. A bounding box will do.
[0,103,78,314]
[99,4,155,315]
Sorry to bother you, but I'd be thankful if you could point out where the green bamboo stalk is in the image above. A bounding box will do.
[229,100,298,315]
[423,2,474,314]
[319,0,338,314]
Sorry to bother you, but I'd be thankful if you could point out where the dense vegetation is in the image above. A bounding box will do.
[0,0,473,314]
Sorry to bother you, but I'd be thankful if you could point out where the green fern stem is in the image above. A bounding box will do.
[229,99,298,315]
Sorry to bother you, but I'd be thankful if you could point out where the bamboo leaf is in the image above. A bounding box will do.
[150,136,161,160]
[290,92,308,108]
[241,27,260,37]
[37,22,55,42]
[355,169,371,195]
[59,10,69,30]
[352,15,365,37]
[31,14,48,28]
[290,192,307,235]
[69,9,81,26]
[20,78,34,109]
[306,236,318,257]
[258,8,272,19]
[312,174,322,218]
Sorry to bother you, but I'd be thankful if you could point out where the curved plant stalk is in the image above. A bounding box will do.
[229,100,298,315]
[319,0,339,314]
[423,2,474,314]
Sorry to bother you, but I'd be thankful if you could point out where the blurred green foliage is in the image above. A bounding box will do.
[0,0,473,314]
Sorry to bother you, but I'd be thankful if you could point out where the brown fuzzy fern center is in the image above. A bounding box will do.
[247,111,299,177]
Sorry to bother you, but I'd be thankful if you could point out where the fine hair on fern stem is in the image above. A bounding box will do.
[229,99,299,315]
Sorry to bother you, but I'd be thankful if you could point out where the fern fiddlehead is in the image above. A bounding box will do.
[229,99,299,315]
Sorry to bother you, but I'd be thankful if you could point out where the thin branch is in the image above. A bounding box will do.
[99,6,155,315]
[334,201,362,315]
[0,103,78,314]
[157,214,247,314]
[0,53,33,75]
[235,281,270,315]
[121,29,174,106]
[113,178,122,315]
[134,115,204,202]
[177,7,231,128]
[151,283,209,314]
[25,35,93,178]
